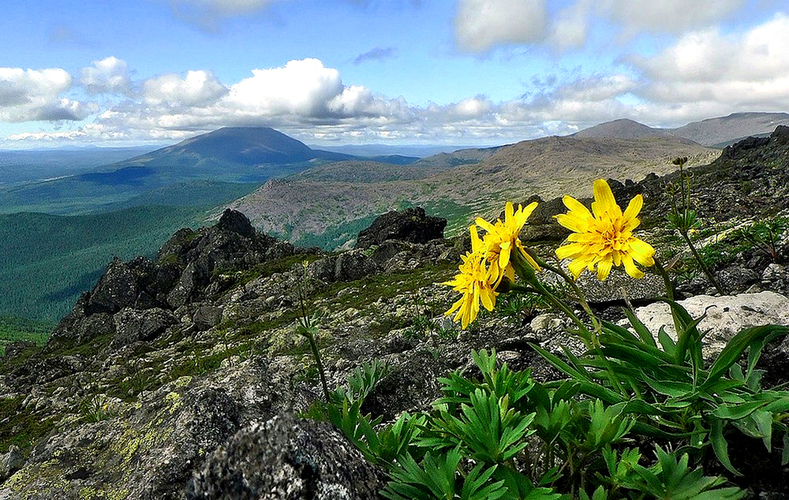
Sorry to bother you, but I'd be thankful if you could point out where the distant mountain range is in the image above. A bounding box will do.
[1,112,787,322]
[228,134,718,248]
[574,112,789,147]
[0,127,417,215]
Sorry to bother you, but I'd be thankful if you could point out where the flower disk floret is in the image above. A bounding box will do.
[555,179,655,280]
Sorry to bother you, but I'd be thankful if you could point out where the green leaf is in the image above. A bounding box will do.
[710,418,741,476]
[703,325,789,390]
[782,433,789,466]
[711,400,767,420]
[643,376,694,398]
[658,326,677,358]
[622,308,658,348]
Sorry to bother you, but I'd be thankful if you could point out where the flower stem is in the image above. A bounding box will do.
[653,257,675,301]
[680,230,726,296]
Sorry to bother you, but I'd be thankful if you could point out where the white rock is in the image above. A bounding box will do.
[627,291,789,360]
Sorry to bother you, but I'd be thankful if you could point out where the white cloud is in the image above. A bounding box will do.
[80,56,132,94]
[225,59,344,117]
[453,0,747,52]
[626,13,789,109]
[172,0,280,16]
[143,70,227,107]
[603,0,745,34]
[548,0,591,51]
[454,0,547,53]
[0,67,93,122]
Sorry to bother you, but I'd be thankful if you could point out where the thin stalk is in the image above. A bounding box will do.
[680,230,726,296]
[653,258,675,301]
[307,330,331,401]
[538,257,602,335]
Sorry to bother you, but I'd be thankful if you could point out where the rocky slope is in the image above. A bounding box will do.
[229,135,717,246]
[3,128,789,498]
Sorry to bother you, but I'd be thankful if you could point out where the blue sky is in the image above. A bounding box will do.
[1,0,787,147]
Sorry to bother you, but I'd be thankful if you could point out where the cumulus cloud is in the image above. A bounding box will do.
[625,13,789,109]
[454,0,547,53]
[81,57,132,95]
[143,70,228,107]
[0,67,94,122]
[353,47,398,65]
[453,0,747,52]
[603,0,745,35]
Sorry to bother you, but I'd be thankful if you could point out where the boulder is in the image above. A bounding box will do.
[193,304,224,331]
[335,250,379,282]
[112,307,178,348]
[0,445,23,482]
[216,208,255,238]
[86,258,141,314]
[627,291,789,360]
[188,414,385,499]
[355,207,446,249]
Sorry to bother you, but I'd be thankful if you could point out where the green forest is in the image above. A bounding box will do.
[0,205,206,324]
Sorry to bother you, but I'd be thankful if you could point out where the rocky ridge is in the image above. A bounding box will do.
[3,128,789,498]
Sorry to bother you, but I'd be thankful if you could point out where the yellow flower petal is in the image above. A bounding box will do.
[555,179,654,281]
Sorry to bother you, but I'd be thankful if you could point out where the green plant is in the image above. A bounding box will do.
[295,260,330,401]
[665,156,725,295]
[80,394,111,423]
[736,218,789,262]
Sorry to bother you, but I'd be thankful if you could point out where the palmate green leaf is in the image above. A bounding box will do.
[381,449,459,500]
[703,325,789,390]
[623,445,744,499]
[585,400,634,450]
[453,389,535,463]
[492,466,562,500]
[472,349,534,404]
[460,462,507,500]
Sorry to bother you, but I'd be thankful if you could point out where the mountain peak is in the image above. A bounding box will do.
[573,119,674,140]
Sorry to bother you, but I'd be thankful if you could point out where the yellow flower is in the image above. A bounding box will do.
[444,226,497,329]
[555,179,655,280]
[475,201,540,286]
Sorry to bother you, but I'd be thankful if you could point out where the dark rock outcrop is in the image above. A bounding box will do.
[47,210,286,350]
[355,207,446,249]
[188,414,385,499]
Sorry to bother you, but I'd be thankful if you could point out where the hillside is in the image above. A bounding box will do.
[572,118,674,140]
[230,135,718,247]
[0,206,208,322]
[573,112,789,147]
[0,127,353,215]
[3,129,789,498]
[671,112,789,147]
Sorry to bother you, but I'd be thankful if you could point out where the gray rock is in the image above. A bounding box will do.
[356,207,446,249]
[188,414,385,499]
[627,291,789,360]
[570,267,666,304]
[0,445,23,482]
[168,262,204,309]
[113,307,177,348]
[87,258,141,314]
[335,250,379,282]
[193,305,224,331]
